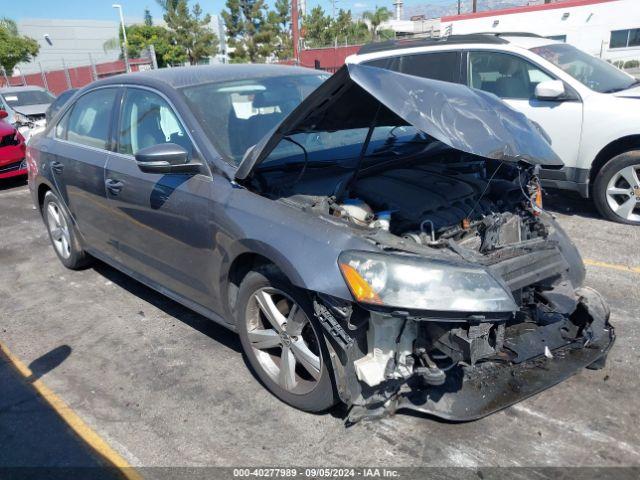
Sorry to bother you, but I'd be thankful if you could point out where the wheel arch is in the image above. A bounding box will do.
[37,181,54,210]
[223,243,308,322]
[589,135,640,188]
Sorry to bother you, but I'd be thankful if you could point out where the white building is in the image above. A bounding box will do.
[440,0,640,62]
[17,19,121,74]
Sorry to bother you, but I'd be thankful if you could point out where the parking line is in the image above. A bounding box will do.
[0,342,143,480]
[584,259,640,274]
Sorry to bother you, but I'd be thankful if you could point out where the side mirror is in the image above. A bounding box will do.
[135,143,202,174]
[0,110,8,120]
[535,80,565,100]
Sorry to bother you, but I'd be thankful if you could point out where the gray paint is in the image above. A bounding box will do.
[29,65,374,328]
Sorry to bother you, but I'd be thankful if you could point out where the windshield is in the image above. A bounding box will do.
[260,125,433,171]
[530,43,638,93]
[1,90,55,108]
[181,73,328,165]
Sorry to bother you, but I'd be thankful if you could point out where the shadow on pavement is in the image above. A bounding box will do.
[92,261,241,354]
[0,176,28,192]
[0,345,124,479]
[543,188,601,220]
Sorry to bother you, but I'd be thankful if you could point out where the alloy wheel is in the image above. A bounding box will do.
[246,287,322,395]
[605,164,640,223]
[46,201,71,259]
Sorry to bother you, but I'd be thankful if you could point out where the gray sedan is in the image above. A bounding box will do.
[27,64,614,422]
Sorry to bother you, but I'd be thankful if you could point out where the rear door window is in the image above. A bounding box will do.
[396,51,462,83]
[66,88,118,149]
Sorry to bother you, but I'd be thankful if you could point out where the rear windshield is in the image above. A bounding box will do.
[1,90,55,108]
[181,73,328,165]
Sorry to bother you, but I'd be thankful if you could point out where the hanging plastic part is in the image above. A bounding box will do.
[529,176,543,217]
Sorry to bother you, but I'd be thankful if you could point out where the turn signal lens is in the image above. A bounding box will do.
[339,263,382,304]
[534,183,543,215]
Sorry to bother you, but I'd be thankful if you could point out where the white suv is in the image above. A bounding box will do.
[346,33,640,224]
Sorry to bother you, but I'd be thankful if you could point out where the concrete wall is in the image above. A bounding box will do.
[441,0,640,62]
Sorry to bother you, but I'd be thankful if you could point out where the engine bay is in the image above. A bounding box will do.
[256,152,546,257]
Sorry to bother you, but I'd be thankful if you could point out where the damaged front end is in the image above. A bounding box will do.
[236,64,614,422]
[315,281,613,424]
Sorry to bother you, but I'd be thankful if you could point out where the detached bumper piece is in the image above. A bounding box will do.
[395,329,614,421]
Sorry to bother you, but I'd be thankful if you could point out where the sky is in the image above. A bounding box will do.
[4,0,462,23]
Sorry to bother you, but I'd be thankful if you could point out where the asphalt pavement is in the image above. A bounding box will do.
[1,177,639,475]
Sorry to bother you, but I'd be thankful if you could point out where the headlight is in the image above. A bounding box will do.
[339,251,517,313]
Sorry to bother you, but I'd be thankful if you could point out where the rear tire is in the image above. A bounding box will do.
[236,268,338,412]
[42,191,92,269]
[593,151,640,225]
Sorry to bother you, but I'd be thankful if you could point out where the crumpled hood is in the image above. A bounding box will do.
[235,64,563,179]
[13,104,49,117]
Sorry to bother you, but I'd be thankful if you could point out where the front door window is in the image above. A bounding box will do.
[468,51,554,99]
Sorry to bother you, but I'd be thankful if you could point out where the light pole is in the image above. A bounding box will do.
[112,4,130,73]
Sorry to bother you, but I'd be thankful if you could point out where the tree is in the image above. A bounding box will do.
[222,0,275,63]
[156,0,180,12]
[301,6,332,48]
[144,8,154,26]
[362,6,392,41]
[164,0,219,65]
[0,17,39,75]
[124,24,183,68]
[263,0,291,60]
[301,7,369,49]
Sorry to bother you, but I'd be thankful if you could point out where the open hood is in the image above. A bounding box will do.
[235,64,563,180]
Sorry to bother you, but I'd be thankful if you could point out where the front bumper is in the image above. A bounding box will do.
[337,286,614,424]
[394,327,614,421]
[0,158,27,179]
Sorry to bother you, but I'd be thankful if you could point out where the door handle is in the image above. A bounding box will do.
[105,179,124,196]
[51,161,63,174]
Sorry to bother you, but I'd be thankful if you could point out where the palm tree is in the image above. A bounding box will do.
[362,6,392,41]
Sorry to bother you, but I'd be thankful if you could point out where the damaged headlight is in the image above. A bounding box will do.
[339,251,517,313]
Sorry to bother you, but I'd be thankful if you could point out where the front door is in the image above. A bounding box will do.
[467,50,584,171]
[104,87,218,311]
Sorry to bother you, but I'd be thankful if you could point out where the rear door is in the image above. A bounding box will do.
[465,50,583,169]
[104,86,217,310]
[46,87,119,257]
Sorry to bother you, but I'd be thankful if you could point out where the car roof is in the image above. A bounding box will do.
[94,64,326,90]
[0,85,50,93]
[356,32,557,55]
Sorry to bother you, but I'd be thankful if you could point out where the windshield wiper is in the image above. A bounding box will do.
[603,80,640,93]
[257,160,342,172]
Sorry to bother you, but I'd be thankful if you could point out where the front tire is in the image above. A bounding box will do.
[236,268,338,412]
[593,151,640,225]
[42,191,91,269]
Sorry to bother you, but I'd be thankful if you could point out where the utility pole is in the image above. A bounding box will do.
[292,0,300,65]
[457,0,461,15]
[472,0,477,13]
[112,4,130,73]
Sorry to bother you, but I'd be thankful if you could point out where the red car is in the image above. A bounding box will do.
[0,110,27,179]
